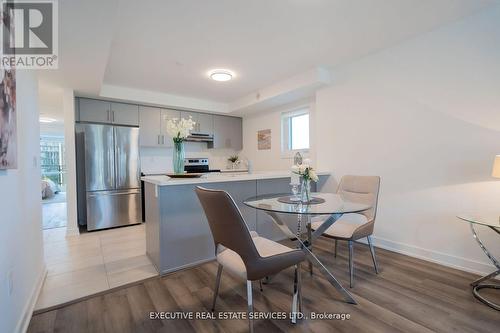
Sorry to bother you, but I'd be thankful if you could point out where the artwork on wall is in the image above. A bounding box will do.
[257,129,271,150]
[0,68,17,169]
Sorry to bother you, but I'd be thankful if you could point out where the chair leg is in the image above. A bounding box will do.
[348,240,354,288]
[367,236,379,274]
[297,264,303,313]
[212,264,223,311]
[292,264,301,324]
[247,280,254,333]
[307,222,313,276]
[334,239,338,258]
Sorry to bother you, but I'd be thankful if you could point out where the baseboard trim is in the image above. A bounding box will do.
[16,264,47,333]
[369,236,497,278]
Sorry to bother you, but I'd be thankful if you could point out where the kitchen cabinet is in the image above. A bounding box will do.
[78,98,139,126]
[139,106,162,147]
[212,115,242,150]
[110,102,139,126]
[139,106,180,147]
[180,111,213,135]
[160,109,181,147]
[197,113,214,135]
[79,98,111,124]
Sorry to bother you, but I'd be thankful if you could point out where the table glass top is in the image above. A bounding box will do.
[457,214,500,228]
[244,192,371,215]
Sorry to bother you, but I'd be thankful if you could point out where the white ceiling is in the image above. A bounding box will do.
[39,0,495,108]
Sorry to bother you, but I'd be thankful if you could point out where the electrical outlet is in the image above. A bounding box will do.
[7,270,13,296]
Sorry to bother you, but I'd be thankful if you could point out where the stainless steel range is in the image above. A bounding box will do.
[184,158,210,173]
[184,158,221,173]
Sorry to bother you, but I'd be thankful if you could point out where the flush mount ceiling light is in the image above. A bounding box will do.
[208,69,234,82]
[39,117,57,123]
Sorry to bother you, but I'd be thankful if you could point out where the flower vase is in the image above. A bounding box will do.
[173,141,185,174]
[300,178,311,203]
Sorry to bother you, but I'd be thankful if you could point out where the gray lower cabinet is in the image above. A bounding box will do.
[145,181,256,274]
[78,98,139,126]
[212,115,242,150]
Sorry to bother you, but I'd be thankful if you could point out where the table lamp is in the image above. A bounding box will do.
[492,155,500,178]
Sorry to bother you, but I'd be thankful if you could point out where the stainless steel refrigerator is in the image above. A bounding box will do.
[76,124,142,231]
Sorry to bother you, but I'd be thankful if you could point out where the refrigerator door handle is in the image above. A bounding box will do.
[88,190,140,198]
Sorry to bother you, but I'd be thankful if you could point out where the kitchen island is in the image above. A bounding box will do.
[142,171,330,275]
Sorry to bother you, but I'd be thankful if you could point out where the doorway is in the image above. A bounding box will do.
[40,135,67,229]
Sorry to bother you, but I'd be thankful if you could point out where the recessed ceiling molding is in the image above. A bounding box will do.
[229,67,331,115]
[99,84,229,113]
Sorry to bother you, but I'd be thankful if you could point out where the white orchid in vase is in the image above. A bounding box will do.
[291,160,318,202]
[166,116,196,143]
[166,116,196,174]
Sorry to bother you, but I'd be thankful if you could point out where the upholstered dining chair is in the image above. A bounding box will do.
[195,186,306,333]
[311,175,381,288]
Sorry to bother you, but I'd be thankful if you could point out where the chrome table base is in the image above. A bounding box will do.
[469,223,500,311]
[266,211,357,304]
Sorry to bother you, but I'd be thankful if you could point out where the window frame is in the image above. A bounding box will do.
[281,106,310,159]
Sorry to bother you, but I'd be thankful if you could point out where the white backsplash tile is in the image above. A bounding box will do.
[140,142,240,174]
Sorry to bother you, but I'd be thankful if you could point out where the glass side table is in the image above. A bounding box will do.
[457,214,500,311]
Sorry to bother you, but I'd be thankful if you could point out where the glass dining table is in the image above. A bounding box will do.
[457,214,500,311]
[244,192,371,305]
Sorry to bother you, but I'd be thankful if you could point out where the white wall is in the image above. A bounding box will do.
[314,5,500,275]
[63,89,79,235]
[0,70,45,333]
[241,99,317,171]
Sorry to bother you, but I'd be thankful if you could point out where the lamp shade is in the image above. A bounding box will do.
[492,155,500,178]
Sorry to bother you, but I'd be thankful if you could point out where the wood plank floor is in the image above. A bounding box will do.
[28,237,500,333]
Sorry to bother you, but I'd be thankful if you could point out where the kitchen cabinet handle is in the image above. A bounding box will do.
[112,111,115,122]
[107,110,110,121]
[157,135,160,145]
[162,135,165,145]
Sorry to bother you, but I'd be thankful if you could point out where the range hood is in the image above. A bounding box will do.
[185,132,214,142]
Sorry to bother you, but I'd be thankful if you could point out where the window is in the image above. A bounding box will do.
[40,136,67,191]
[281,108,310,156]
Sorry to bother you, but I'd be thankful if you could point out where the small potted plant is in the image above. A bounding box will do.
[228,155,240,170]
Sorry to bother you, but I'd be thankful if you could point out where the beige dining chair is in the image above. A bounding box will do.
[311,175,381,288]
[195,187,306,332]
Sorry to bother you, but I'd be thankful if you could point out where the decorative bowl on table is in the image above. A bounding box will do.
[166,173,203,178]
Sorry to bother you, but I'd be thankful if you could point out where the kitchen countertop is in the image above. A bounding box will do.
[141,171,331,186]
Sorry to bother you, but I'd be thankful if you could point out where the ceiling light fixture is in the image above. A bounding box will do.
[39,117,57,123]
[208,69,234,82]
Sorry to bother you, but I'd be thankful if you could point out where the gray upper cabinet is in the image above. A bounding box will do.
[212,115,242,150]
[180,111,213,135]
[79,98,111,123]
[78,98,241,150]
[197,113,214,135]
[139,106,180,147]
[111,102,139,126]
[160,109,181,147]
[78,98,139,126]
[139,106,162,147]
